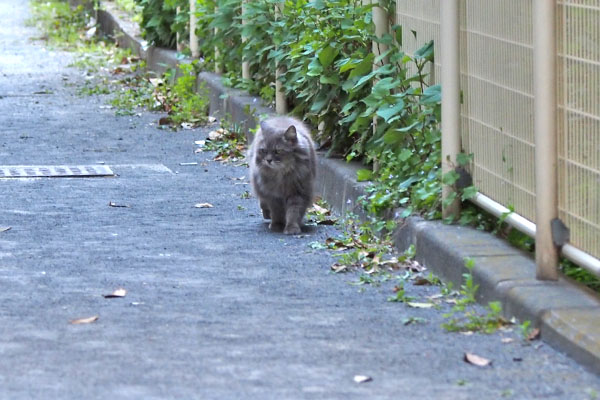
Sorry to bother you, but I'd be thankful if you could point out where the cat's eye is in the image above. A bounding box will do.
[258,148,267,155]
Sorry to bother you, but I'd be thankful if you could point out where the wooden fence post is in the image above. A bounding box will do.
[275,1,287,114]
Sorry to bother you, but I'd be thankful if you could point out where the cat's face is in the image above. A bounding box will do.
[254,126,297,172]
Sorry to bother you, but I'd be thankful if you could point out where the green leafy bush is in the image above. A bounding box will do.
[136,0,446,219]
[135,0,186,48]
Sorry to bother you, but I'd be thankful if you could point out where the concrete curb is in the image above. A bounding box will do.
[96,6,600,375]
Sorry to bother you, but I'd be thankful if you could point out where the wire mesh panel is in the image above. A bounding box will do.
[558,0,600,259]
[460,0,536,222]
[396,0,537,220]
[396,0,600,260]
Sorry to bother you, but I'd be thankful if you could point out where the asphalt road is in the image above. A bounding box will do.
[0,1,599,398]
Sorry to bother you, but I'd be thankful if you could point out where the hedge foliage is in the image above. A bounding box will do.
[135,0,443,218]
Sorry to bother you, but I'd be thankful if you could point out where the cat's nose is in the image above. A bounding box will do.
[266,158,272,164]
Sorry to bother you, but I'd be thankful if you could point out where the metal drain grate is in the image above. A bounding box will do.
[0,165,114,178]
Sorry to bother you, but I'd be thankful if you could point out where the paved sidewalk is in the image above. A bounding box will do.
[0,1,599,398]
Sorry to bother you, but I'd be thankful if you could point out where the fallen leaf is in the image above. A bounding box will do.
[310,203,330,215]
[407,302,434,309]
[208,116,217,123]
[179,162,198,166]
[194,203,214,208]
[158,116,172,126]
[0,227,11,233]
[316,219,337,225]
[403,317,427,325]
[103,288,127,298]
[181,122,194,130]
[325,237,351,251]
[460,331,474,336]
[464,352,492,367]
[527,328,541,341]
[194,148,204,154]
[353,375,372,383]
[413,276,434,286]
[195,140,206,146]
[208,129,224,141]
[501,338,515,344]
[109,202,130,208]
[70,315,99,325]
[512,357,523,362]
[406,260,426,273]
[331,263,350,273]
[149,78,163,87]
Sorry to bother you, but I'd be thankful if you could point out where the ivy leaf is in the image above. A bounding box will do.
[461,186,478,201]
[307,58,323,77]
[398,148,413,162]
[456,152,474,166]
[310,92,329,113]
[376,100,405,123]
[349,53,375,78]
[442,170,460,186]
[421,84,441,105]
[383,130,401,145]
[414,40,434,62]
[357,169,373,182]
[318,46,339,68]
[307,0,326,10]
[320,74,340,85]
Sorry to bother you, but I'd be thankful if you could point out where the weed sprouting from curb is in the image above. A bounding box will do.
[441,258,512,334]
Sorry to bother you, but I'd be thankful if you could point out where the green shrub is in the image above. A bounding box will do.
[135,0,186,49]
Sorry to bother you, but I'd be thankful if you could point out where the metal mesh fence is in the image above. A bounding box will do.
[558,0,600,260]
[396,0,600,260]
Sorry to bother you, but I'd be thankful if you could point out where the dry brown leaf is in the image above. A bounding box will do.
[464,352,492,367]
[158,117,172,126]
[207,116,217,123]
[181,122,194,130]
[325,238,350,251]
[331,263,350,273]
[208,129,224,141]
[103,288,127,298]
[407,302,434,309]
[353,375,372,383]
[109,202,130,208]
[413,276,433,286]
[0,227,11,233]
[316,219,337,225]
[70,315,99,325]
[310,203,330,215]
[407,260,426,273]
[527,328,541,341]
[501,338,515,344]
[194,203,214,208]
[195,140,206,146]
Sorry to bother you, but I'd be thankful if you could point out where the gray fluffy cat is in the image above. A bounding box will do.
[248,116,316,234]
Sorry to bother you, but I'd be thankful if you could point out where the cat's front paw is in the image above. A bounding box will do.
[283,224,301,235]
[269,222,284,232]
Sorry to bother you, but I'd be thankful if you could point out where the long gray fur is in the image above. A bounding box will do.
[248,116,317,234]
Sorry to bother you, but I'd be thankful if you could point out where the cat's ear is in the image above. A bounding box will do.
[284,125,297,142]
[259,121,268,132]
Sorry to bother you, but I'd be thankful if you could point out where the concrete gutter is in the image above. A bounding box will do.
[96,6,600,375]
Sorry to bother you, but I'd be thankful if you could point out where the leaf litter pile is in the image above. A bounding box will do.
[308,203,544,372]
[194,125,247,164]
